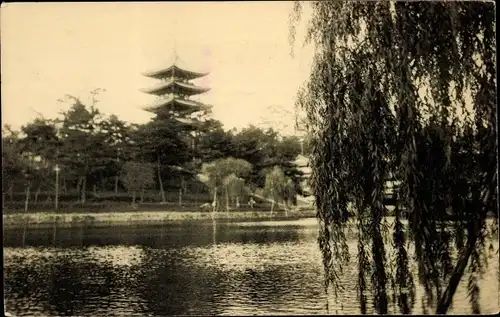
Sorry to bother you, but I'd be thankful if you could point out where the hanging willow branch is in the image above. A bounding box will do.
[291,1,497,314]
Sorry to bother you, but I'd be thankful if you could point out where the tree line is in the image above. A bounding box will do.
[2,93,312,212]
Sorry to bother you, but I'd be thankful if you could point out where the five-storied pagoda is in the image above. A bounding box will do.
[140,54,212,206]
[140,54,212,126]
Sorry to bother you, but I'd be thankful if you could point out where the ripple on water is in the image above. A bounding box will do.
[3,223,500,316]
[87,246,145,267]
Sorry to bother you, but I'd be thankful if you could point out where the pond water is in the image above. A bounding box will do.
[3,218,499,316]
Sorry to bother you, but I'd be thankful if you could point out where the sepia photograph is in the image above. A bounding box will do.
[2,1,498,315]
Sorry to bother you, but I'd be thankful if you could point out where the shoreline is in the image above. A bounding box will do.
[2,209,317,230]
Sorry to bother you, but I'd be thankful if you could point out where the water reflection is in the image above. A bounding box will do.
[3,219,499,316]
[132,247,227,315]
[4,220,305,249]
[4,248,134,316]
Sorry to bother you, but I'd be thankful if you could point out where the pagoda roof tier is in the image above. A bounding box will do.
[143,96,212,113]
[154,116,204,128]
[140,79,211,96]
[142,65,209,80]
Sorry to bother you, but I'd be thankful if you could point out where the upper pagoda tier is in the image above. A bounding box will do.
[140,78,211,96]
[142,65,209,81]
[141,54,211,119]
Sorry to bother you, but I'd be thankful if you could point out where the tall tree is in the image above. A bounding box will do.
[133,118,191,203]
[58,91,106,203]
[291,1,496,314]
[98,115,135,193]
[233,125,281,188]
[20,118,62,204]
[120,161,155,205]
[197,119,236,161]
[2,126,26,206]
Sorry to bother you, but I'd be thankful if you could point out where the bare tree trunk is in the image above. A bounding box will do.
[24,185,31,212]
[8,184,14,201]
[140,185,145,204]
[194,186,198,206]
[179,187,183,207]
[225,186,230,212]
[22,217,29,247]
[436,217,482,314]
[132,191,136,205]
[212,187,217,213]
[81,176,87,204]
[101,177,106,192]
[212,217,217,244]
[76,177,83,202]
[271,200,275,215]
[114,176,119,194]
[157,156,166,203]
[52,217,57,246]
[62,174,67,194]
[34,185,41,204]
[270,190,274,215]
[93,184,97,196]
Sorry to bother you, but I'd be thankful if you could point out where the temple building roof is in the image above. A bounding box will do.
[293,154,309,168]
[293,154,312,177]
[140,78,211,96]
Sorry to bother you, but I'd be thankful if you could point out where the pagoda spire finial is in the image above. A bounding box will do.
[173,18,179,65]
[173,44,178,65]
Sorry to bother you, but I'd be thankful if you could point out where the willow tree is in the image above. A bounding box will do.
[200,157,253,212]
[290,1,496,315]
[223,173,247,211]
[263,166,291,215]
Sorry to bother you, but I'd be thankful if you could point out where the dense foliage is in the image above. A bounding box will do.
[290,1,497,314]
[2,95,307,211]
[120,162,156,204]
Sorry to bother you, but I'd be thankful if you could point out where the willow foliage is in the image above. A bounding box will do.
[290,1,497,314]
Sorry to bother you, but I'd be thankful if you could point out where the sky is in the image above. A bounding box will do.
[1,2,314,135]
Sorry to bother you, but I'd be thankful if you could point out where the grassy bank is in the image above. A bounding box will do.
[2,194,289,214]
[3,209,317,229]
